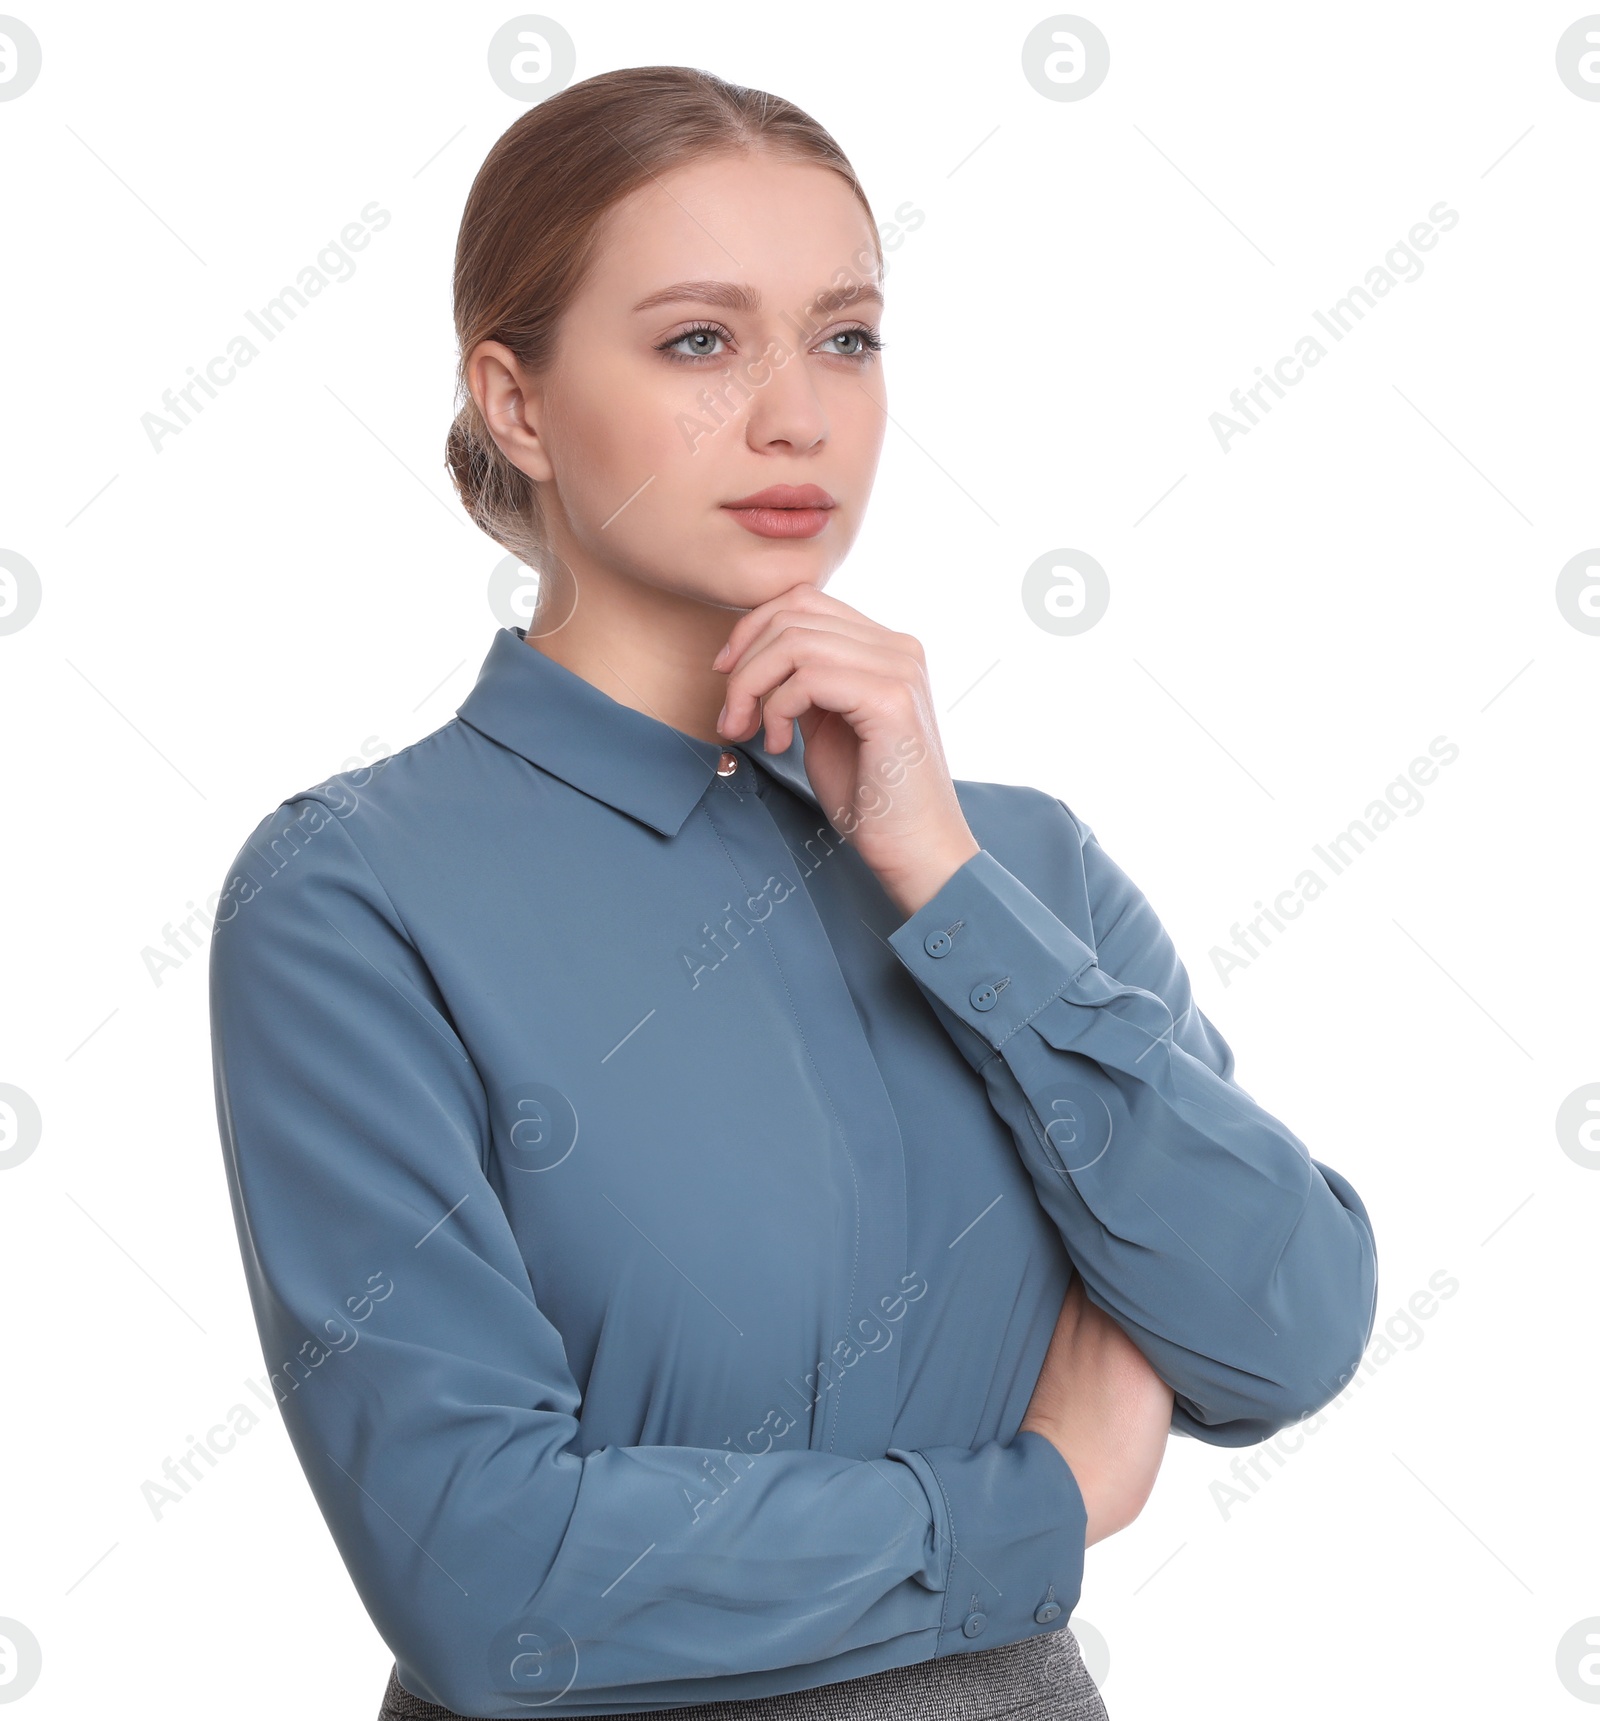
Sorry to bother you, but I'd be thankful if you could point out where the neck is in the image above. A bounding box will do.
[521,560,742,747]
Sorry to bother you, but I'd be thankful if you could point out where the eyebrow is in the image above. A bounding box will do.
[631,279,884,317]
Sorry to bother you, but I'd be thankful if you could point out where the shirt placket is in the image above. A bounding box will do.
[698,747,909,1466]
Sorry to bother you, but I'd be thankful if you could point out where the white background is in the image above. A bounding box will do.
[2,2,1597,1716]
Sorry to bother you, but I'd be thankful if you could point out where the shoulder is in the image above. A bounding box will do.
[212,722,482,948]
[224,710,515,877]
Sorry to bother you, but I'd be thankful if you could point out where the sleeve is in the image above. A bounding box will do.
[208,795,1089,1719]
[885,797,1379,1449]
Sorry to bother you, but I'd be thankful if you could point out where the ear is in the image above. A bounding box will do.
[467,339,554,482]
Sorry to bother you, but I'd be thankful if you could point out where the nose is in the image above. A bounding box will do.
[742,348,828,454]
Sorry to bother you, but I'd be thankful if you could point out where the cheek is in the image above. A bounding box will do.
[840,374,888,458]
[552,362,716,522]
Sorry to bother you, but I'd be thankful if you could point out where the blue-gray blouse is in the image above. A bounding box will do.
[208,625,1377,1717]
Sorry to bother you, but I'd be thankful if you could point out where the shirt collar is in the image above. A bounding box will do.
[455,626,824,837]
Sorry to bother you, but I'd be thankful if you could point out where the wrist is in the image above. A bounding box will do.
[879,833,981,920]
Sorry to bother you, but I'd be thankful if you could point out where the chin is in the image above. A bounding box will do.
[673,550,834,612]
[731,561,833,607]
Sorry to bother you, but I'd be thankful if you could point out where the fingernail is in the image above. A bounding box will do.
[716,703,728,732]
[712,642,730,668]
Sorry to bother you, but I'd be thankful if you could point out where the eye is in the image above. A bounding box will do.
[819,326,886,361]
[656,321,888,366]
[658,322,733,363]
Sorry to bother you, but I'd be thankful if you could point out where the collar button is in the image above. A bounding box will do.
[716,750,739,777]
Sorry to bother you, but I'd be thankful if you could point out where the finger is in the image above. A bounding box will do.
[756,660,919,757]
[723,629,896,749]
[721,622,913,740]
[712,584,865,672]
[721,628,919,746]
[723,608,884,681]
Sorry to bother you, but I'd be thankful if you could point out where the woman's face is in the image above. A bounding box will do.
[479,149,888,613]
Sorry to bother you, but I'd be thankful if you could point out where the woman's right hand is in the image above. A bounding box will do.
[1021,1267,1175,1546]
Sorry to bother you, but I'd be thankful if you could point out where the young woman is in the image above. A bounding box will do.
[208,65,1378,1721]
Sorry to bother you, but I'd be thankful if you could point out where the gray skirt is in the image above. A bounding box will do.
[376,1627,1108,1720]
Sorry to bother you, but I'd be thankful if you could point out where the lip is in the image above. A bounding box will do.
[722,484,835,510]
[721,484,836,540]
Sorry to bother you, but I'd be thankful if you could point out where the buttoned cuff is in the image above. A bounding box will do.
[886,849,1102,1054]
[891,1430,1086,1657]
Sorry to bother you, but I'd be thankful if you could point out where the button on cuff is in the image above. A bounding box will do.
[891,1431,1086,1659]
[886,849,1100,1050]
